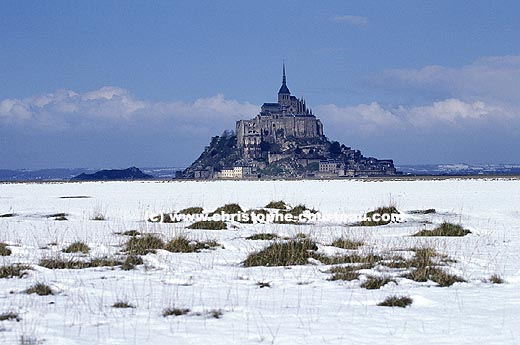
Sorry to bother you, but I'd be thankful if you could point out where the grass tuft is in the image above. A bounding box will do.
[413,222,471,237]
[209,309,223,319]
[403,266,465,286]
[243,239,318,267]
[46,213,67,218]
[360,276,394,289]
[246,233,279,240]
[489,274,504,284]
[62,241,90,254]
[39,257,122,269]
[289,204,317,217]
[409,208,436,214]
[0,312,20,321]
[124,234,165,255]
[359,206,399,226]
[257,281,271,288]
[331,237,364,250]
[265,201,288,210]
[313,253,382,266]
[378,296,413,308]
[0,264,30,278]
[163,307,190,317]
[25,283,53,296]
[328,266,361,281]
[121,255,144,270]
[91,211,106,221]
[112,301,135,308]
[117,230,141,236]
[187,220,227,230]
[179,207,204,215]
[209,203,243,215]
[0,243,12,256]
[164,236,220,253]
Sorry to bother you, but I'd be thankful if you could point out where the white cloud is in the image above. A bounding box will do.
[331,15,369,27]
[382,55,520,104]
[317,102,400,132]
[317,98,502,132]
[0,98,32,120]
[405,99,495,127]
[0,87,258,132]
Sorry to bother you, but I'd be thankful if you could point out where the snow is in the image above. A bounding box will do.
[1,179,519,344]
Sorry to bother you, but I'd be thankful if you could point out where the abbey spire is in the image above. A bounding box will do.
[278,63,291,104]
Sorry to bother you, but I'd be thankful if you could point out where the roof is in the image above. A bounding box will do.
[278,83,290,94]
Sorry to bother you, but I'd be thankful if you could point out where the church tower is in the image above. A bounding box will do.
[277,63,291,106]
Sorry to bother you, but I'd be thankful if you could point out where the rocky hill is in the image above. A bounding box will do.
[71,167,153,181]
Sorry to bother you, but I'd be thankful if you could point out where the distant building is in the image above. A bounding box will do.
[183,64,399,179]
[236,64,324,159]
[218,166,253,179]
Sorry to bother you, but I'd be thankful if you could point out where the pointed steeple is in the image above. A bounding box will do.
[278,62,290,95]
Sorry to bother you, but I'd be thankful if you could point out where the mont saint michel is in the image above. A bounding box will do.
[183,65,398,179]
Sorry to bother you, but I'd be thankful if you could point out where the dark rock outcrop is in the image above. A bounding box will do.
[71,167,153,181]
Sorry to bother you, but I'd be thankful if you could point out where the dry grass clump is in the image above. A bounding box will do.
[164,235,220,253]
[46,213,67,218]
[155,213,180,223]
[46,213,68,221]
[246,233,279,240]
[112,301,135,308]
[0,243,12,256]
[378,296,413,308]
[360,276,395,289]
[328,266,361,281]
[314,253,382,266]
[403,267,465,287]
[265,201,288,210]
[209,309,223,319]
[243,239,318,267]
[209,203,243,216]
[163,307,190,317]
[25,283,54,296]
[489,274,504,284]
[39,257,122,269]
[179,207,204,215]
[0,312,20,321]
[62,241,90,254]
[0,264,30,278]
[359,206,399,226]
[239,208,270,223]
[91,210,106,221]
[400,247,465,287]
[117,230,141,236]
[409,208,436,214]
[413,222,471,237]
[331,237,364,250]
[187,220,227,230]
[124,234,165,255]
[121,255,144,270]
[271,204,318,224]
[257,281,271,288]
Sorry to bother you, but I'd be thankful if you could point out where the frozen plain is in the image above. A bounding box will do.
[0,178,519,344]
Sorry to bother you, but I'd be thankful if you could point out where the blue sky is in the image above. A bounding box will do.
[1,0,520,169]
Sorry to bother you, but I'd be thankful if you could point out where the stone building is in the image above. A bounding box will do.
[236,64,324,159]
[183,64,399,179]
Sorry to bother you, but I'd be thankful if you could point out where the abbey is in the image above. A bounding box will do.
[236,65,324,159]
[182,65,398,179]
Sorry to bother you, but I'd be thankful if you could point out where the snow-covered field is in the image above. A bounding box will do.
[1,179,519,344]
